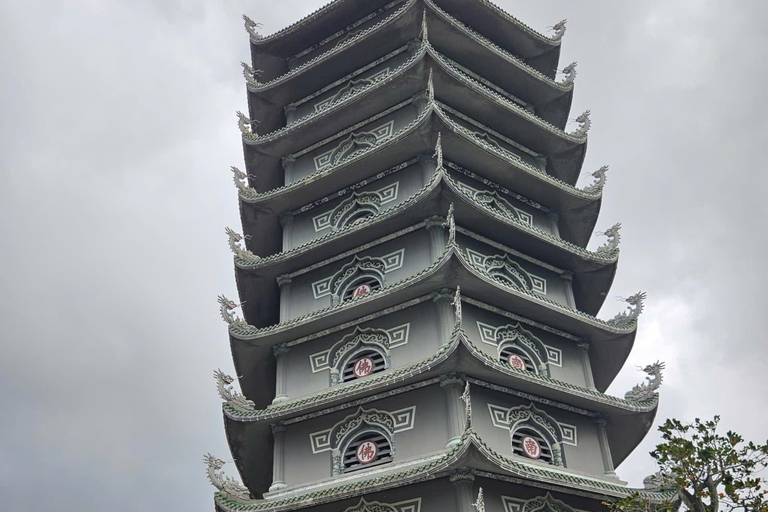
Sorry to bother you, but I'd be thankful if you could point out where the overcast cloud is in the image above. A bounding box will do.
[1,1,767,511]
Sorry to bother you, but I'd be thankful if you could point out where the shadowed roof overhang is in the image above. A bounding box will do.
[235,174,614,331]
[225,335,653,497]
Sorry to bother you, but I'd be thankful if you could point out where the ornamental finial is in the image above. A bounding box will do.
[421,9,428,42]
[460,380,472,430]
[241,62,263,87]
[445,203,456,246]
[428,67,435,102]
[237,111,259,135]
[625,361,665,401]
[204,453,251,500]
[559,61,577,86]
[225,227,261,264]
[231,166,257,196]
[214,369,255,412]
[243,15,263,40]
[218,295,248,327]
[452,284,462,328]
[472,488,485,512]
[582,165,608,194]
[435,132,443,169]
[609,291,647,326]
[550,19,567,40]
[595,222,621,256]
[570,110,591,138]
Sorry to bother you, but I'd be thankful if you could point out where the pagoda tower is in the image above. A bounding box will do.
[207,1,671,511]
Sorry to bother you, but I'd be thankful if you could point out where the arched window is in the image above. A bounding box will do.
[507,404,565,466]
[328,327,391,385]
[330,407,397,475]
[496,324,549,377]
[330,255,387,305]
[329,192,382,232]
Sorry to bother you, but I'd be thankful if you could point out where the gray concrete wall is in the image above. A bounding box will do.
[471,385,607,478]
[281,300,443,399]
[282,229,432,321]
[457,233,570,307]
[462,303,588,387]
[287,102,421,184]
[282,383,449,487]
[287,162,427,250]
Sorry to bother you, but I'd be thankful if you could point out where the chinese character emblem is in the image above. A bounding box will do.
[353,356,375,378]
[508,354,527,371]
[352,284,372,298]
[355,440,378,464]
[521,435,542,459]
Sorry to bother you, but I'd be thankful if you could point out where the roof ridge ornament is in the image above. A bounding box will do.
[428,67,435,102]
[435,132,443,169]
[472,487,485,512]
[241,62,263,87]
[421,9,428,42]
[569,110,591,138]
[609,291,647,326]
[549,19,567,41]
[218,295,249,327]
[214,369,255,412]
[225,227,261,264]
[559,61,577,86]
[461,380,472,430]
[237,110,259,136]
[203,453,251,500]
[452,285,462,329]
[445,203,456,246]
[625,361,665,401]
[595,222,621,256]
[230,166,257,196]
[582,165,608,194]
[242,15,264,40]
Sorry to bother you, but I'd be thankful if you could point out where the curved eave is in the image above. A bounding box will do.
[245,51,584,186]
[222,417,664,510]
[432,0,562,77]
[230,247,634,390]
[235,171,614,328]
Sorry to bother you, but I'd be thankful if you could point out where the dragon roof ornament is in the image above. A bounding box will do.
[214,369,255,412]
[218,295,251,328]
[609,291,646,326]
[643,470,677,491]
[473,488,485,512]
[625,361,665,401]
[204,453,251,501]
[225,227,261,264]
[595,222,621,256]
[559,61,577,86]
[582,165,608,195]
[241,62,262,87]
[230,166,258,198]
[569,110,591,139]
[550,19,567,41]
[243,15,263,41]
[237,110,258,136]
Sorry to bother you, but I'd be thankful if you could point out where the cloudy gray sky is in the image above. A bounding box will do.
[1,0,767,510]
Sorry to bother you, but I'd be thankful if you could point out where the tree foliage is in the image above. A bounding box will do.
[606,416,768,512]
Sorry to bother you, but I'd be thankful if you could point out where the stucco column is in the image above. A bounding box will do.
[560,271,576,309]
[433,288,455,346]
[548,211,561,237]
[284,103,297,125]
[425,215,447,262]
[279,213,294,255]
[419,150,438,184]
[450,468,476,512]
[441,373,466,449]
[281,155,297,184]
[272,343,290,405]
[577,341,597,390]
[277,275,292,322]
[594,415,618,478]
[269,422,288,492]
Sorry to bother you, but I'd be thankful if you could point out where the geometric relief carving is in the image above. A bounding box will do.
[545,347,562,368]
[466,249,546,295]
[341,497,422,512]
[313,120,395,171]
[311,249,404,299]
[310,323,410,373]
[309,406,416,454]
[560,423,578,446]
[313,67,391,113]
[502,493,579,512]
[487,403,576,447]
[456,182,534,227]
[313,182,400,232]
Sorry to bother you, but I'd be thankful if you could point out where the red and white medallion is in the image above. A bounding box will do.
[353,356,375,379]
[355,440,378,464]
[352,284,372,298]
[508,353,527,371]
[521,435,542,459]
